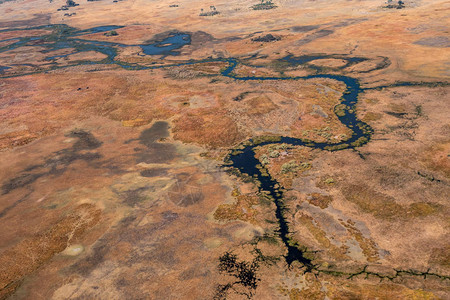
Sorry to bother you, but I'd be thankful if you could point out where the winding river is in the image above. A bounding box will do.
[0,24,380,269]
[222,66,371,270]
[0,24,445,272]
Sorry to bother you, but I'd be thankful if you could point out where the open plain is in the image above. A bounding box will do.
[0,0,449,299]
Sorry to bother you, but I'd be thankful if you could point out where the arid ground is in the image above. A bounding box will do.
[0,0,449,299]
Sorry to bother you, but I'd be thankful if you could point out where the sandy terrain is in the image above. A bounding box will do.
[0,0,449,299]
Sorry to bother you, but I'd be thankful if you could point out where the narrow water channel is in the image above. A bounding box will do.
[0,25,373,268]
[223,64,372,268]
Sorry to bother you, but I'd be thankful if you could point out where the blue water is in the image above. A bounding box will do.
[0,24,191,68]
[0,37,20,43]
[140,33,191,55]
[225,69,370,268]
[0,65,11,72]
[282,54,368,71]
[82,25,124,34]
[0,23,449,278]
[1,23,447,272]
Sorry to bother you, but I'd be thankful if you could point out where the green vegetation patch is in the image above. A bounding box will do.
[251,0,277,10]
[343,185,443,220]
[251,135,282,146]
[334,104,349,117]
[342,184,403,220]
[104,30,118,36]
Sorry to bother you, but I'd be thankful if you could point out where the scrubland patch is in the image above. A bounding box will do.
[172,110,245,148]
